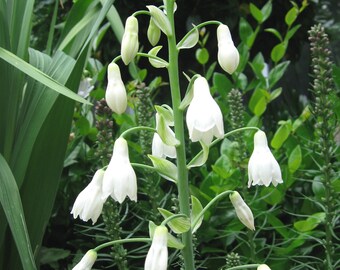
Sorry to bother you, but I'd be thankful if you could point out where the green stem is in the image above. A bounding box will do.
[94,238,151,252]
[119,126,156,139]
[136,52,169,67]
[130,163,156,172]
[192,190,233,230]
[165,1,195,269]
[227,264,261,270]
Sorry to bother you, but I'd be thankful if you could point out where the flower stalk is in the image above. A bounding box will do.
[165,0,195,269]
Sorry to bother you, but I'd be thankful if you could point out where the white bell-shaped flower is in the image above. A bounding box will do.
[152,133,177,159]
[217,24,239,74]
[229,191,255,231]
[71,169,105,224]
[72,249,97,270]
[121,16,139,65]
[186,77,224,145]
[248,130,283,188]
[257,264,271,270]
[102,137,137,203]
[145,226,168,270]
[105,63,127,114]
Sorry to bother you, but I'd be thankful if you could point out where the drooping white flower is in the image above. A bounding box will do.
[257,264,271,270]
[186,76,224,145]
[102,137,137,203]
[71,169,105,224]
[145,226,168,270]
[248,130,283,188]
[152,133,177,159]
[121,16,139,65]
[229,191,255,231]
[217,24,239,74]
[72,249,97,270]
[105,63,127,114]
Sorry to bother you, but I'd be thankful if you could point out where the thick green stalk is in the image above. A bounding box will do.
[165,1,195,269]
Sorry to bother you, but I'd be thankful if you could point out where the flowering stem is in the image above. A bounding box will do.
[94,238,151,252]
[165,0,195,269]
[161,213,188,227]
[119,126,156,139]
[192,190,233,230]
[227,264,261,269]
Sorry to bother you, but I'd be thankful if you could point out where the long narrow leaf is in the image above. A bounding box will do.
[0,154,36,270]
[0,47,90,105]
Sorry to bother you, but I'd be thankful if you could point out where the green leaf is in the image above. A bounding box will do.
[239,17,253,44]
[285,6,299,26]
[254,96,267,116]
[158,208,191,234]
[265,28,283,42]
[271,42,287,63]
[294,212,326,232]
[268,61,290,88]
[288,145,302,173]
[261,187,283,205]
[148,155,177,183]
[0,47,89,105]
[250,3,263,23]
[177,24,199,50]
[269,87,282,101]
[261,0,273,22]
[249,88,270,116]
[271,121,292,149]
[195,48,209,65]
[191,196,203,233]
[212,72,232,99]
[75,116,91,135]
[0,154,36,270]
[286,24,301,41]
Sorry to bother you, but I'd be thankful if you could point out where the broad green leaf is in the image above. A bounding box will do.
[0,154,36,270]
[195,48,209,65]
[285,6,299,26]
[249,88,270,116]
[187,141,209,168]
[271,42,287,63]
[0,47,89,105]
[267,214,292,239]
[177,25,199,50]
[294,212,326,232]
[148,155,178,183]
[250,3,263,23]
[158,208,191,234]
[212,72,232,99]
[191,196,204,233]
[104,2,124,42]
[254,96,267,116]
[288,145,302,173]
[271,121,292,149]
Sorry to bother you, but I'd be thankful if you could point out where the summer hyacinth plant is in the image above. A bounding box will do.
[71,1,283,269]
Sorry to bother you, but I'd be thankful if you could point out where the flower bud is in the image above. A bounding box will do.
[257,264,271,270]
[217,24,239,74]
[105,63,127,114]
[121,16,139,65]
[72,249,97,270]
[147,18,161,46]
[229,191,255,231]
